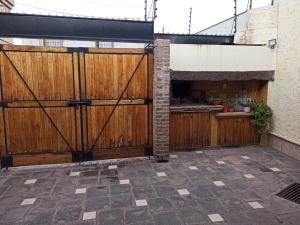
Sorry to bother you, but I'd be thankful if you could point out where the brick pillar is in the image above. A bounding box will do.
[153,39,170,161]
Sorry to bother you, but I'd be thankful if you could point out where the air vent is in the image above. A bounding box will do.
[276,183,300,204]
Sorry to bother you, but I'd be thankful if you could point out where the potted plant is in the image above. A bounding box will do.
[241,98,252,113]
[250,100,272,145]
[227,99,235,112]
[222,101,228,113]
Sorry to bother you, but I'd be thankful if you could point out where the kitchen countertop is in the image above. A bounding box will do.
[170,104,223,112]
[216,112,253,117]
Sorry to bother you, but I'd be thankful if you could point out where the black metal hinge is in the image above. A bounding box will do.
[144,98,153,104]
[67,47,89,53]
[1,155,13,169]
[0,101,8,107]
[144,146,153,157]
[72,151,93,162]
[144,47,153,54]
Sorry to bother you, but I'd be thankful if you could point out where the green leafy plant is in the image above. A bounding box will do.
[227,98,235,107]
[250,100,272,134]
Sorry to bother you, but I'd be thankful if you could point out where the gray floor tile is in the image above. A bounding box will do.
[133,186,157,199]
[84,197,110,211]
[125,207,152,224]
[148,198,174,212]
[111,194,134,209]
[54,206,82,223]
[110,184,132,196]
[97,209,124,225]
[152,211,182,225]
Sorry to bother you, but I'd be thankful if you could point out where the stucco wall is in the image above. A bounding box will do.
[267,0,300,145]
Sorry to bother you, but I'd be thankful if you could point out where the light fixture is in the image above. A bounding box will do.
[268,39,277,49]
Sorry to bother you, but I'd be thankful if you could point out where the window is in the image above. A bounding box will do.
[43,39,63,47]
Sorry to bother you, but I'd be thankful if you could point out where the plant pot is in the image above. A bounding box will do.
[243,106,251,113]
[222,103,228,113]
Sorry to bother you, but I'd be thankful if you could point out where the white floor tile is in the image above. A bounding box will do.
[70,171,80,177]
[216,161,225,165]
[177,189,190,195]
[270,167,281,172]
[241,155,250,160]
[83,211,96,220]
[75,188,87,194]
[21,198,36,206]
[208,214,224,222]
[213,181,225,186]
[108,165,118,170]
[157,172,167,177]
[248,201,264,209]
[120,179,130,185]
[189,166,198,170]
[135,199,148,207]
[196,151,203,154]
[244,174,255,179]
[24,179,37,185]
[170,154,178,158]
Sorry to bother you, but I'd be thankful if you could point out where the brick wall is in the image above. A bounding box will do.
[153,39,170,161]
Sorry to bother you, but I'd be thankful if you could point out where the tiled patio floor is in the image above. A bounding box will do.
[0,146,299,225]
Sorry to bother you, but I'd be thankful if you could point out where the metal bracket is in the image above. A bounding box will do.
[67,47,89,53]
[68,100,91,107]
[144,47,153,54]
[72,151,93,162]
[1,155,13,169]
[0,101,8,107]
[144,146,153,157]
[144,98,153,104]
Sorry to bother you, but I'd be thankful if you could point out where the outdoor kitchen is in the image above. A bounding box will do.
[169,44,274,150]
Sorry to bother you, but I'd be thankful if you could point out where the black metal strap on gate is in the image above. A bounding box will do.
[89,53,147,151]
[0,50,74,153]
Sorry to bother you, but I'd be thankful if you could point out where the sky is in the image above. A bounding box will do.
[12,0,272,34]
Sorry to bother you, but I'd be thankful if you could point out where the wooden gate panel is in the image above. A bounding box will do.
[1,52,74,100]
[84,50,151,157]
[5,107,76,154]
[87,105,147,149]
[0,47,77,158]
[85,54,148,99]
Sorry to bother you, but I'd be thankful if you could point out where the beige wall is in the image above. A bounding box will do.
[268,0,300,146]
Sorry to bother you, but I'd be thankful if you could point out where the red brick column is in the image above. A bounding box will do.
[153,39,170,161]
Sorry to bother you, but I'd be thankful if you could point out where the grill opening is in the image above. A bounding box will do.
[276,183,300,204]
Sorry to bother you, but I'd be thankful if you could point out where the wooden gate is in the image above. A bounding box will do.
[0,45,153,166]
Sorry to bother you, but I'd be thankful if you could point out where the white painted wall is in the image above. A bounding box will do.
[170,44,276,72]
[267,0,300,145]
[234,5,278,45]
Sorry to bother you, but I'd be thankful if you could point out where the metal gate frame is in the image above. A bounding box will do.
[0,45,153,168]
